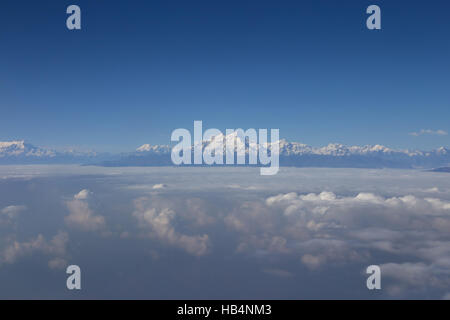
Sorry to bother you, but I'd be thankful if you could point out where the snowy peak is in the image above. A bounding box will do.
[0,140,25,149]
[136,144,171,154]
[435,147,449,155]
[0,140,55,158]
[1,139,449,168]
[136,139,448,158]
[125,139,450,169]
[0,140,110,164]
[136,144,153,152]
[277,141,397,156]
[0,140,27,153]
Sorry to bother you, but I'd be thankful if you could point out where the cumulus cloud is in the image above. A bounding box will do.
[222,190,450,295]
[0,205,27,224]
[380,262,450,296]
[132,196,210,256]
[1,205,27,216]
[0,204,69,271]
[65,190,105,231]
[1,231,69,266]
[409,129,448,136]
[74,189,91,200]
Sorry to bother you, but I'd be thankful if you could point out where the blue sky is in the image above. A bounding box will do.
[1,0,449,152]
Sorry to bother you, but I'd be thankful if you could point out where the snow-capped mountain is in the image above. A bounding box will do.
[1,139,449,168]
[136,144,171,154]
[278,140,424,157]
[114,135,450,168]
[0,140,55,158]
[0,141,110,164]
[134,136,447,158]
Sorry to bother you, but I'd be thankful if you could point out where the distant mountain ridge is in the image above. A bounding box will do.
[1,139,449,169]
[0,140,110,164]
[102,135,450,168]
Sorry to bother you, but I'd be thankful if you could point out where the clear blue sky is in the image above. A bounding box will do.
[1,0,449,152]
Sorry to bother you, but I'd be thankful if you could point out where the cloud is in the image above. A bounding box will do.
[422,187,440,193]
[409,129,448,136]
[1,205,26,219]
[0,203,68,271]
[74,189,91,200]
[0,205,27,226]
[226,184,258,190]
[380,262,450,296]
[2,166,450,298]
[222,190,450,295]
[132,196,210,256]
[152,184,167,190]
[65,190,105,231]
[1,231,69,266]
[301,254,324,270]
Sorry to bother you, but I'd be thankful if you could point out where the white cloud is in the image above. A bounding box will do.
[301,254,324,270]
[409,129,448,136]
[2,166,450,298]
[380,262,449,296]
[133,197,210,256]
[152,184,167,190]
[74,189,91,200]
[1,205,26,219]
[65,190,105,231]
[0,205,27,225]
[423,187,440,193]
[1,231,68,266]
[223,190,450,295]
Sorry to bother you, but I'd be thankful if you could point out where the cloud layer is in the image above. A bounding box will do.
[1,166,450,298]
[409,129,448,136]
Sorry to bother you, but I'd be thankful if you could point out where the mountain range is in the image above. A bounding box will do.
[1,139,449,169]
[0,140,109,164]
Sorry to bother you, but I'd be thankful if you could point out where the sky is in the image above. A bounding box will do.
[1,0,449,152]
